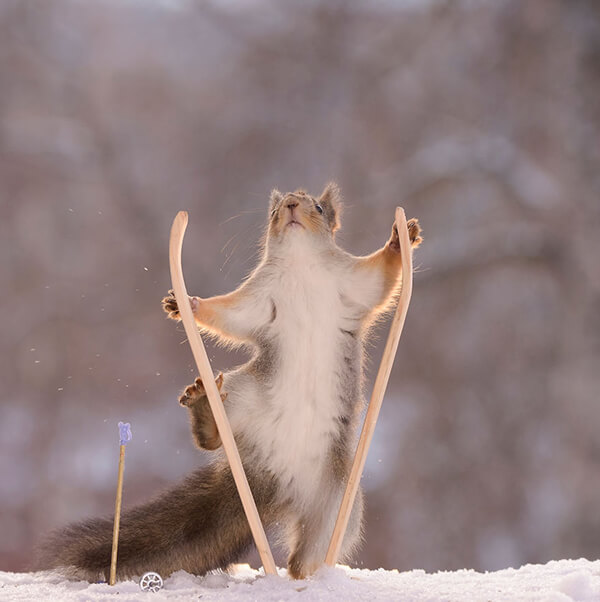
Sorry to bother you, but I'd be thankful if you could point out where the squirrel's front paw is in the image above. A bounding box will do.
[388,218,423,252]
[162,290,200,321]
[162,290,181,320]
[179,372,226,407]
[407,218,423,248]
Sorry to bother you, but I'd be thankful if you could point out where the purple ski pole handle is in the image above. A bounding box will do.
[118,422,132,446]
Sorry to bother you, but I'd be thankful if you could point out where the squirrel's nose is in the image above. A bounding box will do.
[286,200,299,210]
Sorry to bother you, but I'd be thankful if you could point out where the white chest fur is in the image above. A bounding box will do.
[248,234,347,506]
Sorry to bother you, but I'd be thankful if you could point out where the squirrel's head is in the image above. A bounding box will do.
[267,182,342,243]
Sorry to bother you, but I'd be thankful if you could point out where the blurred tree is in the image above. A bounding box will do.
[0,0,598,574]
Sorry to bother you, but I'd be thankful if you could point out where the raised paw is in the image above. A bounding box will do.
[407,218,423,248]
[388,218,423,252]
[162,290,200,321]
[178,372,226,407]
[162,289,180,320]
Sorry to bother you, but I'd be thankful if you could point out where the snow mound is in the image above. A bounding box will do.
[1,559,600,601]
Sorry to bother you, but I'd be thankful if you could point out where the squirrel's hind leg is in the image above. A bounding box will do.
[287,487,364,579]
[179,373,227,450]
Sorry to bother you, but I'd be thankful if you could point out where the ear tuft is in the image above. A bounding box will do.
[270,189,283,213]
[319,182,342,232]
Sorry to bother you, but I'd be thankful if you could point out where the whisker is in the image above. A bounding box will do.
[221,230,243,254]
[221,241,240,270]
[239,247,263,271]
[221,217,265,277]
[412,263,429,274]
[220,208,264,226]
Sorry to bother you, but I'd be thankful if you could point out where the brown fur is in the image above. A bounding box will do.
[267,184,342,239]
[179,373,226,450]
[163,290,245,344]
[36,461,279,582]
[355,217,423,315]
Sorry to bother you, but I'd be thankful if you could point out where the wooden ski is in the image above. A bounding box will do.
[169,211,277,576]
[325,207,414,567]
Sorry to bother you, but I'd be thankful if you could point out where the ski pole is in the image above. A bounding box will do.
[109,421,132,585]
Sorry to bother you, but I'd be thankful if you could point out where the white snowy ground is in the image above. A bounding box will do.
[2,560,600,602]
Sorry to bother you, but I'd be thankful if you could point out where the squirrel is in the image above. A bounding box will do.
[36,183,422,581]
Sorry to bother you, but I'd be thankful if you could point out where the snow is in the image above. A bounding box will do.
[2,560,600,601]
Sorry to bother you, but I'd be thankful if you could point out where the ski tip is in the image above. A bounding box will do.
[395,207,406,224]
[171,211,189,234]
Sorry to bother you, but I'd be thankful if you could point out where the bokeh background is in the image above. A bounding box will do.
[1,0,599,575]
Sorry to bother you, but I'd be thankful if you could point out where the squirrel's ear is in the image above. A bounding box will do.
[319,182,342,233]
[270,189,283,213]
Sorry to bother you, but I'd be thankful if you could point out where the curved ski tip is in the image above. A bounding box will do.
[395,206,406,224]
[171,211,189,233]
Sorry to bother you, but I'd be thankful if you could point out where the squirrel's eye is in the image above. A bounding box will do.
[315,204,324,215]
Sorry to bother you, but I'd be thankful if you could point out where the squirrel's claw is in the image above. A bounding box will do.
[407,218,423,248]
[162,290,181,320]
[388,218,423,252]
[179,373,226,407]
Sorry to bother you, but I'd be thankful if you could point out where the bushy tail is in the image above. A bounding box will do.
[36,463,275,581]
